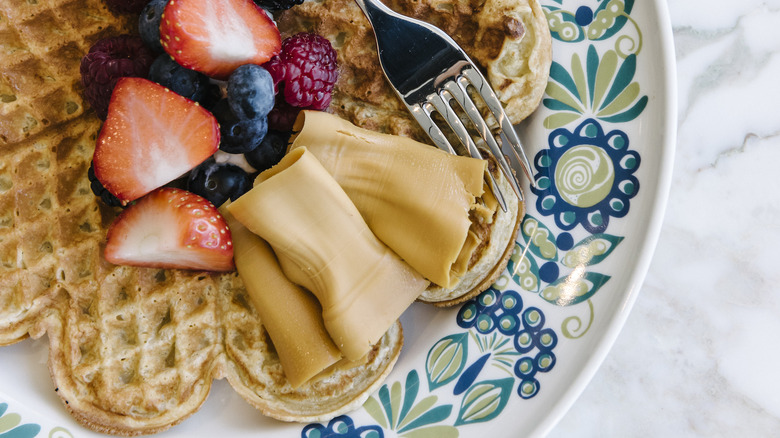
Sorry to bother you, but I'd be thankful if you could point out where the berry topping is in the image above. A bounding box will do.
[93,77,220,204]
[159,0,282,79]
[187,158,253,207]
[267,96,302,131]
[80,35,156,119]
[88,162,124,208]
[227,64,275,120]
[264,32,338,110]
[104,187,234,271]
[212,99,269,154]
[148,54,211,104]
[244,129,289,172]
[138,0,168,53]
[106,0,149,15]
[252,0,303,11]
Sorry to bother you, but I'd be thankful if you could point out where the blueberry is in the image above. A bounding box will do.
[187,158,253,207]
[227,64,275,120]
[211,99,268,154]
[148,54,211,103]
[244,130,289,172]
[138,0,168,53]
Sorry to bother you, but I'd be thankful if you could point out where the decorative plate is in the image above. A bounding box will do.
[0,0,675,436]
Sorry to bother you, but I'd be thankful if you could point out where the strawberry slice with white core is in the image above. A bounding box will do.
[105,188,234,271]
[93,77,219,204]
[160,0,282,79]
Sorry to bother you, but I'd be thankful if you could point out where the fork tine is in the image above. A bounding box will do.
[462,68,536,187]
[427,91,508,212]
[443,78,524,202]
[408,102,457,155]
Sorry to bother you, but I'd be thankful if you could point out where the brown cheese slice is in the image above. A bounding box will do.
[220,205,343,388]
[227,148,429,360]
[289,110,486,288]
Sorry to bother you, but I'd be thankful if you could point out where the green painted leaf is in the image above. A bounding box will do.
[521,216,558,261]
[426,333,469,390]
[400,371,420,426]
[364,396,389,428]
[390,381,403,428]
[602,53,637,109]
[0,413,22,433]
[571,52,588,106]
[592,50,618,111]
[544,112,582,129]
[454,378,514,426]
[549,61,579,98]
[561,234,624,268]
[542,98,580,113]
[598,82,640,116]
[507,244,540,292]
[401,425,459,438]
[540,271,611,306]
[600,96,648,123]
[397,396,438,431]
[544,82,584,114]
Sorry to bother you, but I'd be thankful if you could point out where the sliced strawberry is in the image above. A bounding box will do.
[105,188,234,271]
[93,77,219,204]
[160,0,282,79]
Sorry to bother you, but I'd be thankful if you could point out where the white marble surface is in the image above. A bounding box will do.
[549,0,780,436]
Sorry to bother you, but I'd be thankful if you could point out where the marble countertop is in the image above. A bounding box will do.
[549,0,780,435]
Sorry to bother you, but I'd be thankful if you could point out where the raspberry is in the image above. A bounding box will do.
[80,36,155,119]
[105,0,148,15]
[265,33,338,111]
[267,96,305,131]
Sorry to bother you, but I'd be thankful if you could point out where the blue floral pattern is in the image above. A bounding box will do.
[2,0,655,436]
[300,0,649,435]
[531,119,639,233]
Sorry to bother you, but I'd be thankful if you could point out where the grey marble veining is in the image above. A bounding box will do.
[549,0,780,436]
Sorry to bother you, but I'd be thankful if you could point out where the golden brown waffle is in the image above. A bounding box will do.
[276,0,551,139]
[0,0,548,434]
[0,0,403,434]
[0,0,133,145]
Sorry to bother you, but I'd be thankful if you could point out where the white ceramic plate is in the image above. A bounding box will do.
[0,0,675,436]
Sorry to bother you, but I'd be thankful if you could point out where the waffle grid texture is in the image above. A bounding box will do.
[0,1,404,434]
[0,0,546,433]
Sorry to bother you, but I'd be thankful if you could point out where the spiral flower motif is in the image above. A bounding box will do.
[554,146,614,208]
[531,119,639,234]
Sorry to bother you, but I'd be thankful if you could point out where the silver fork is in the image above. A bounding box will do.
[354,0,535,208]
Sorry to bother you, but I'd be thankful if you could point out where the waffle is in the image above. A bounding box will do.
[276,0,551,139]
[0,0,548,434]
[0,0,402,434]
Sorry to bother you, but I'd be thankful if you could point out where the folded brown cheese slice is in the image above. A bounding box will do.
[227,148,429,360]
[289,111,486,289]
[220,206,343,388]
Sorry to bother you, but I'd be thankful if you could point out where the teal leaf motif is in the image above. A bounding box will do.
[363,371,457,437]
[426,333,469,390]
[540,271,611,306]
[398,405,452,433]
[562,234,624,268]
[543,45,648,129]
[600,53,636,111]
[454,378,514,426]
[0,404,41,438]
